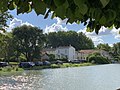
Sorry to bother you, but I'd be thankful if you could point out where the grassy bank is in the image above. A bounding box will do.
[0,62,93,72]
[25,63,93,70]
[0,66,23,74]
[51,63,93,68]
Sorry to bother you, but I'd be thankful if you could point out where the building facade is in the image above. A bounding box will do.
[76,50,97,60]
[77,49,112,61]
[55,46,76,61]
[43,45,76,61]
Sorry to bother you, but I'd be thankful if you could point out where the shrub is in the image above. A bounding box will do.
[19,54,27,62]
[51,64,60,68]
[6,67,12,72]
[0,58,4,62]
[88,53,110,64]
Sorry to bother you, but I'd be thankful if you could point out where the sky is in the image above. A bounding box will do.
[7,10,120,46]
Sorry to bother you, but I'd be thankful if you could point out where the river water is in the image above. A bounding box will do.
[0,64,120,90]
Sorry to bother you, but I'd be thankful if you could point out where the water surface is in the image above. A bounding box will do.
[0,64,120,90]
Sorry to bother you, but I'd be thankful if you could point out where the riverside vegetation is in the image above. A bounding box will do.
[0,62,93,74]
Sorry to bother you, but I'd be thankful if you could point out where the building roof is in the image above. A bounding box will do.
[42,48,56,52]
[57,45,74,49]
[79,50,97,54]
[41,54,49,60]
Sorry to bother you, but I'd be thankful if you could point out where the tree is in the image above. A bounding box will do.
[112,42,120,56]
[46,31,94,50]
[0,0,119,33]
[0,11,13,31]
[97,43,111,51]
[12,25,46,61]
[0,32,14,62]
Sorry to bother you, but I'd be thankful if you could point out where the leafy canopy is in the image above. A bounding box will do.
[45,31,94,50]
[0,0,119,34]
[0,11,13,32]
[12,25,46,61]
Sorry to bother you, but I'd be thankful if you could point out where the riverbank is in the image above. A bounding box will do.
[0,66,23,75]
[0,63,93,73]
[24,63,93,70]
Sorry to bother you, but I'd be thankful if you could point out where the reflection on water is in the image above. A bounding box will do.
[0,64,120,90]
[0,71,45,90]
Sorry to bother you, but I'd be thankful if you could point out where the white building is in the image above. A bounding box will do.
[77,49,112,60]
[43,45,76,61]
[55,45,76,61]
[77,50,96,60]
[99,50,112,59]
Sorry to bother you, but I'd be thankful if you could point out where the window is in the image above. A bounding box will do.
[58,50,60,53]
[58,55,60,58]
[65,49,67,53]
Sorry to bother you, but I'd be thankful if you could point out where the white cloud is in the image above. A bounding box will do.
[77,26,120,46]
[7,18,34,32]
[111,27,120,40]
[55,17,68,25]
[109,44,113,47]
[21,22,34,27]
[44,23,68,34]
[44,17,68,34]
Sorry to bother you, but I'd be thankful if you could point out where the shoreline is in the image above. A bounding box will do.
[0,66,23,75]
[0,63,94,74]
[24,63,93,70]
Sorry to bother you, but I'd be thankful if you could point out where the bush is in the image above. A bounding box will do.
[0,58,4,62]
[88,53,110,64]
[7,68,12,72]
[19,54,27,62]
[51,64,60,68]
[9,56,17,62]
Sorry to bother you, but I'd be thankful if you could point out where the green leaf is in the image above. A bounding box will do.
[108,24,114,30]
[95,25,101,34]
[8,1,16,10]
[0,0,8,12]
[76,20,80,24]
[17,2,31,14]
[27,4,32,13]
[86,27,93,32]
[51,12,56,19]
[63,0,69,9]
[55,6,66,19]
[94,8,102,21]
[67,18,75,24]
[54,0,65,7]
[105,9,116,22]
[89,8,95,18]
[33,0,47,15]
[74,0,85,6]
[100,0,110,8]
[78,4,88,15]
[66,8,73,18]
[13,0,19,5]
[99,16,106,25]
[75,7,83,19]
[55,0,69,19]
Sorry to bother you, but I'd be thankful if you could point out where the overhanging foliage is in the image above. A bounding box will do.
[0,0,119,34]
